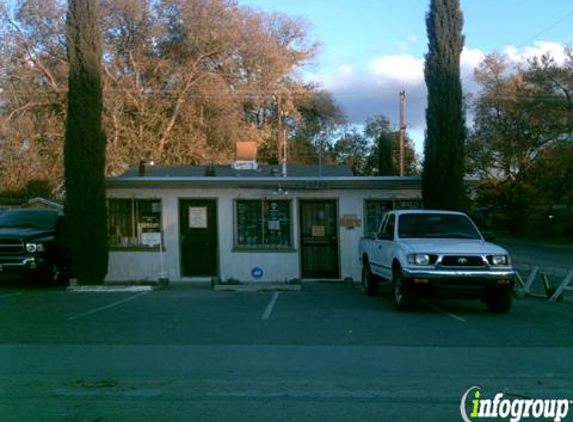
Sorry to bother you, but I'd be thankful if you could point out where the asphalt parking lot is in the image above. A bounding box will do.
[0,282,572,421]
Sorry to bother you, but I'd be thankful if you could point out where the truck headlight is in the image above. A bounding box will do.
[408,254,431,266]
[25,243,45,253]
[489,255,509,266]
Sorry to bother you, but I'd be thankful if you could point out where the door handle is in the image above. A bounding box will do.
[378,245,382,250]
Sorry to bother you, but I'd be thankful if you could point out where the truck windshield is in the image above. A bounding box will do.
[0,210,58,230]
[398,213,481,239]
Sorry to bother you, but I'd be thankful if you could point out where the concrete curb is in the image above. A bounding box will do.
[212,283,302,292]
[67,285,155,293]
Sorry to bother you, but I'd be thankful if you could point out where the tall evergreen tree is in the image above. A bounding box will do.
[376,133,395,176]
[65,0,108,284]
[422,0,466,210]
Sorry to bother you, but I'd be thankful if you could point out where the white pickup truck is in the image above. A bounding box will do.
[358,210,515,313]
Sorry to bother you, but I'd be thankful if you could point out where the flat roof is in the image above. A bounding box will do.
[106,164,423,190]
[117,163,354,178]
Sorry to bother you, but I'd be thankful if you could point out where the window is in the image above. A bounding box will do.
[236,200,291,249]
[365,199,422,236]
[108,199,162,248]
[382,214,396,239]
[365,200,393,236]
[398,213,481,239]
[395,200,422,210]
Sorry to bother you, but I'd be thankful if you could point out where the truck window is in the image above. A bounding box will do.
[382,214,395,240]
[398,213,481,239]
[376,214,388,238]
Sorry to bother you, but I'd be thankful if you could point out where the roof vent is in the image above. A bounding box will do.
[205,162,216,176]
[232,141,258,170]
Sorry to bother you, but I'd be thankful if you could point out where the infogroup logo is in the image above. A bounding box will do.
[460,386,572,422]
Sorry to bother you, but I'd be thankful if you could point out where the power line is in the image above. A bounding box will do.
[462,7,573,86]
[515,8,573,50]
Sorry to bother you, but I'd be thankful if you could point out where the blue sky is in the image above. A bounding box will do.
[239,0,573,151]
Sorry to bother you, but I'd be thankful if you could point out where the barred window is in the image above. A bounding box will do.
[395,200,422,210]
[236,200,291,249]
[108,199,162,248]
[365,200,393,236]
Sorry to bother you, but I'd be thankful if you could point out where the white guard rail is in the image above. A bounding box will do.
[514,264,573,303]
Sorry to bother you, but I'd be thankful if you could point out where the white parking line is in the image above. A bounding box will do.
[68,291,149,321]
[262,292,280,321]
[422,300,467,322]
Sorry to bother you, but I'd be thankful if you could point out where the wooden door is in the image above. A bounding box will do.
[300,200,339,279]
[179,200,218,277]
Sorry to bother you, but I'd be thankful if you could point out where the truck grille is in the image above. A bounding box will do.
[0,239,24,255]
[440,255,485,267]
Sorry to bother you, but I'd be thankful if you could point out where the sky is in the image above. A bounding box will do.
[238,0,573,152]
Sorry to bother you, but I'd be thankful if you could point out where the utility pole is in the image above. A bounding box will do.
[276,92,287,177]
[399,90,406,177]
[276,92,282,163]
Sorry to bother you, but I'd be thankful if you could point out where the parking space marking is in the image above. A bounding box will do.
[422,300,467,322]
[68,291,149,321]
[262,292,280,321]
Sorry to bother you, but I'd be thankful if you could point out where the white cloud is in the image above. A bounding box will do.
[310,41,568,153]
[461,47,486,73]
[503,41,568,65]
[318,54,427,133]
[460,47,486,92]
[370,54,425,87]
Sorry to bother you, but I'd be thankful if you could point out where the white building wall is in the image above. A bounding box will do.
[106,186,419,283]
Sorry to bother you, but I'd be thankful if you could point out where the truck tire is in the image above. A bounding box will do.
[361,260,378,296]
[392,265,413,311]
[485,289,512,314]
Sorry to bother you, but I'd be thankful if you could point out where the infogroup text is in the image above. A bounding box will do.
[460,386,571,422]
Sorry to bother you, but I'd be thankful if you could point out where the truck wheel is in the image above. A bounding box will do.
[361,261,378,296]
[485,289,512,314]
[392,266,413,311]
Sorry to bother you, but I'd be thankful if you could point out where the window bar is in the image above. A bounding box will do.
[131,199,137,246]
[261,200,266,246]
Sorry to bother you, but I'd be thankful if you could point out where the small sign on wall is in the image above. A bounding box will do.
[311,225,326,237]
[189,207,208,228]
[340,214,362,229]
[252,267,264,279]
[141,232,161,246]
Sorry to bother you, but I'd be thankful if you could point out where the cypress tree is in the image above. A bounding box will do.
[422,0,466,210]
[64,0,108,284]
[377,133,395,176]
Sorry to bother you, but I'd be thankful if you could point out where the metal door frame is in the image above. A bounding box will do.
[178,198,219,278]
[298,198,340,280]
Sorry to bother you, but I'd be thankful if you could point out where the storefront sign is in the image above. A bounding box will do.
[340,214,362,229]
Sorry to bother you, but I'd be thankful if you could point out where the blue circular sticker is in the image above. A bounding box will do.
[251,267,264,279]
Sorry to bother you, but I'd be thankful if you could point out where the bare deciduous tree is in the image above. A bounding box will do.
[0,0,319,193]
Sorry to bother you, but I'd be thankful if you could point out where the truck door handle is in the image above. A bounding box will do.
[378,245,382,250]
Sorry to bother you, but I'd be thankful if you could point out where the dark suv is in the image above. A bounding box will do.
[0,209,69,285]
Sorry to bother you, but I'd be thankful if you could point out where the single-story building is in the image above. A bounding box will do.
[105,160,422,283]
